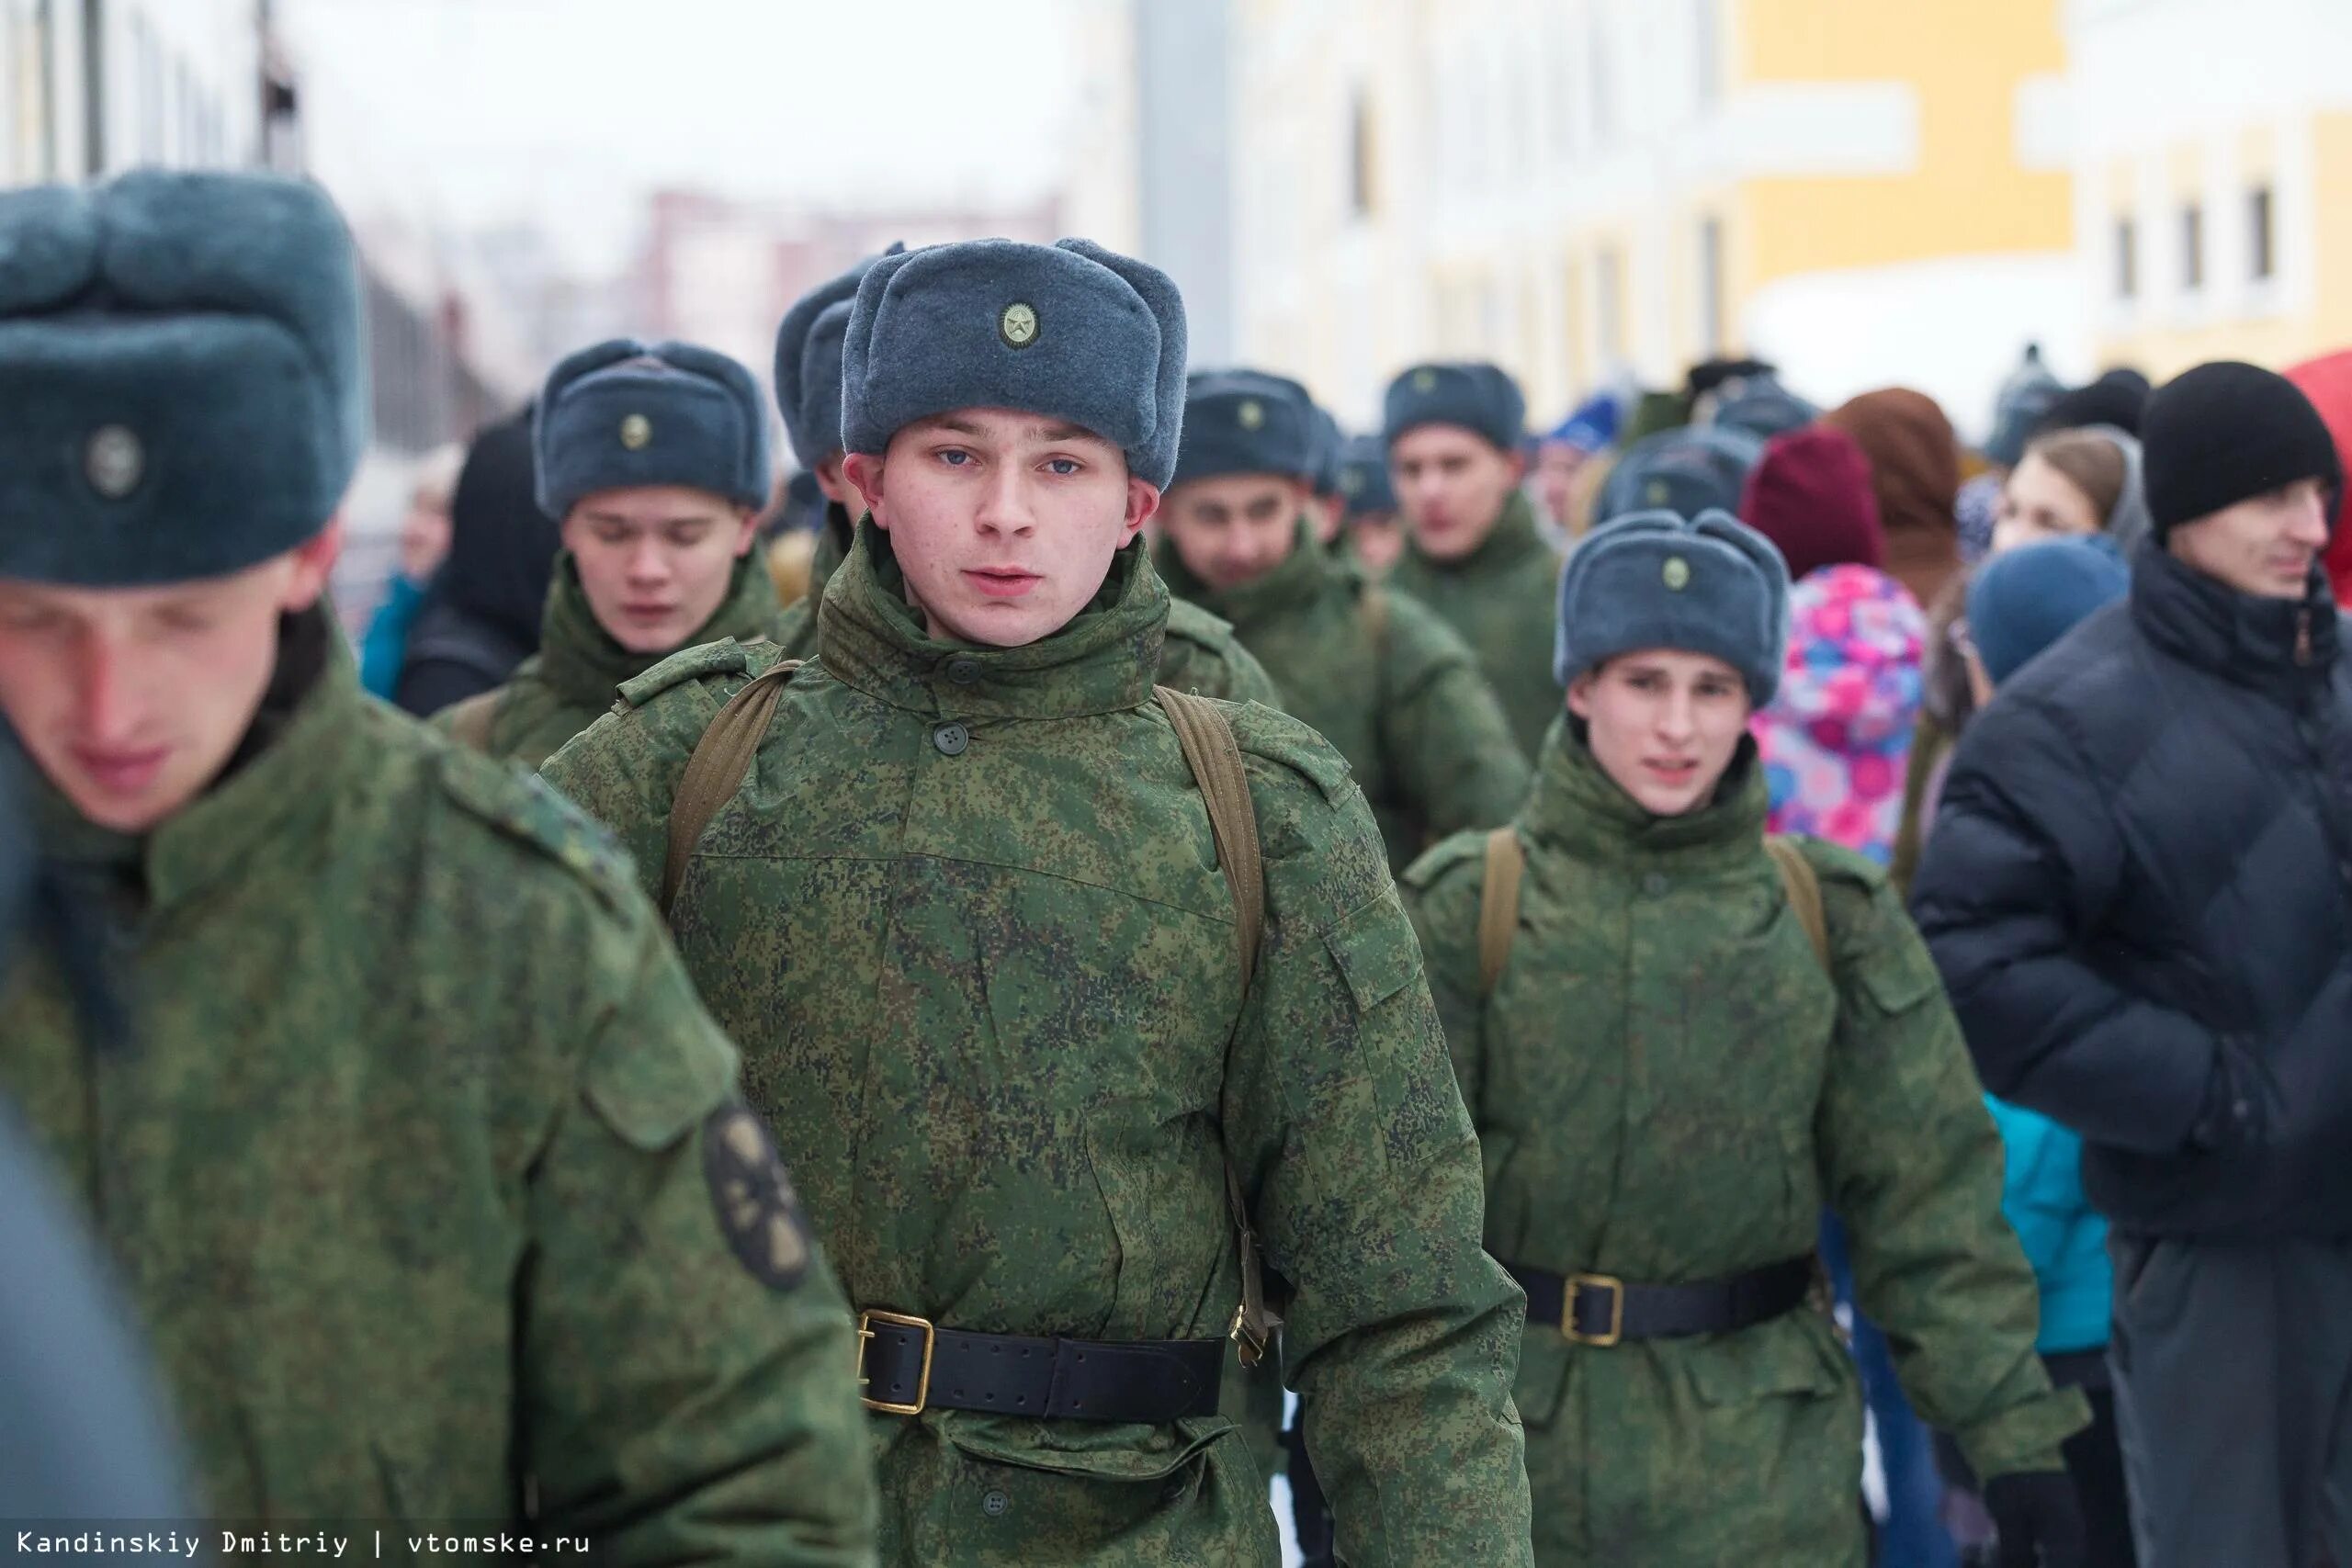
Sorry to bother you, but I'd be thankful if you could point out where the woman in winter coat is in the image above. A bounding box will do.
[1400,510,2086,1566]
[1893,425,2149,889]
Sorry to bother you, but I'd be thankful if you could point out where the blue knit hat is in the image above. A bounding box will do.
[774,245,903,469]
[0,170,366,587]
[1545,394,1621,454]
[1965,535,2129,685]
[1173,369,1318,487]
[1555,508,1792,705]
[841,237,1189,488]
[1336,433,1396,517]
[1383,361,1526,453]
[536,338,772,517]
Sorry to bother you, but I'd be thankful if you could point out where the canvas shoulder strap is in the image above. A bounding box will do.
[1764,835,1832,975]
[1360,584,1391,658]
[1476,825,1525,996]
[1151,684,1280,1365]
[658,660,803,918]
[1475,828,1826,991]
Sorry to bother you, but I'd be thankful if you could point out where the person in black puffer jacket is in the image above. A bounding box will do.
[1912,361,2352,1568]
[392,404,560,716]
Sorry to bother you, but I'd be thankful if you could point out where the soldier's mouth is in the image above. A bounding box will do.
[72,743,170,796]
[965,568,1041,598]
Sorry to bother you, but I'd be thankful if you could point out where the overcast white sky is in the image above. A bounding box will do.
[282,0,1091,273]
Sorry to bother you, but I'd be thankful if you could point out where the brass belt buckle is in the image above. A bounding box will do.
[1563,1273,1625,1348]
[857,1309,935,1416]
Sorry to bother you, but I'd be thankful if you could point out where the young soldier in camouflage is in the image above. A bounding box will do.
[0,170,875,1561]
[546,236,1533,1565]
[437,338,782,767]
[772,253,1279,705]
[1157,367,1529,870]
[1384,362,1566,762]
[1401,509,2087,1566]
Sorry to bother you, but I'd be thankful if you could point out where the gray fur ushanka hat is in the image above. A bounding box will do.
[774,245,902,470]
[0,169,365,586]
[1173,369,1319,487]
[535,338,772,518]
[1555,508,1792,705]
[840,238,1189,489]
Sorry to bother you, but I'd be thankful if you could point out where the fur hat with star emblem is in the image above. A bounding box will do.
[534,338,772,519]
[1555,508,1792,705]
[839,237,1189,489]
[0,170,365,586]
[1171,368,1320,489]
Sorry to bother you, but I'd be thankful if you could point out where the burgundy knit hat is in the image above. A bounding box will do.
[1737,425,1884,582]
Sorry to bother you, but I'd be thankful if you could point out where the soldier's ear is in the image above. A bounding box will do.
[842,454,888,527]
[1121,477,1160,547]
[282,518,345,611]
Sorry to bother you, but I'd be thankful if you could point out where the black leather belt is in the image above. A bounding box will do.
[855,1309,1227,1421]
[1505,1257,1814,1346]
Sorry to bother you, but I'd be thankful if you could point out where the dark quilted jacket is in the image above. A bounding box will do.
[1912,544,2352,1239]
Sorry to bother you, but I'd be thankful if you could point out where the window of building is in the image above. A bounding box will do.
[2114,216,2137,301]
[1693,0,1722,114]
[1698,216,1724,355]
[2179,202,2204,292]
[2249,185,2276,282]
[1347,85,1376,219]
[1597,244,1625,366]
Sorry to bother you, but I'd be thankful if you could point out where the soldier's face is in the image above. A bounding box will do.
[1568,649,1752,818]
[1390,426,1527,560]
[0,527,340,833]
[562,486,757,655]
[846,409,1157,648]
[1350,512,1405,576]
[1159,474,1308,592]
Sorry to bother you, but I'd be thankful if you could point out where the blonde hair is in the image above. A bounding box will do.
[765,529,818,609]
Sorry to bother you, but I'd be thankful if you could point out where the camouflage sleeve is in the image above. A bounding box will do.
[1809,845,2089,1483]
[539,666,743,906]
[524,897,876,1565]
[1399,831,1497,1119]
[1221,709,1532,1565]
[1380,596,1533,841]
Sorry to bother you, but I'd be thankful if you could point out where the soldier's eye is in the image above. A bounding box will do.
[938,449,974,468]
[1045,457,1082,477]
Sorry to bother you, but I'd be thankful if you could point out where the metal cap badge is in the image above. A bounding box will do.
[619,413,653,450]
[1663,556,1692,591]
[84,425,145,500]
[999,302,1039,350]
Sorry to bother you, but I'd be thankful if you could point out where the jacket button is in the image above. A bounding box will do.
[1643,873,1669,897]
[945,655,982,686]
[933,722,969,756]
[981,1489,1009,1517]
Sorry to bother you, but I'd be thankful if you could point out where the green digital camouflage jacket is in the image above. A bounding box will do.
[1158,521,1530,870]
[777,505,1277,706]
[1385,493,1565,763]
[543,526,1532,1567]
[439,550,783,769]
[0,618,876,1565]
[1401,723,2086,1566]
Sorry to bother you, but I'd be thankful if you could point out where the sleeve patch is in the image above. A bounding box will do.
[700,1105,813,1293]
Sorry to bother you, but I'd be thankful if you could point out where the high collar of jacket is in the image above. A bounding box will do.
[1407,490,1546,579]
[535,549,775,708]
[1519,715,1770,873]
[33,604,362,912]
[2130,540,2340,700]
[817,518,1167,719]
[1152,516,1329,631]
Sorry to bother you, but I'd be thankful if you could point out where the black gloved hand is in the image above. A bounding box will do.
[1984,1470,2086,1568]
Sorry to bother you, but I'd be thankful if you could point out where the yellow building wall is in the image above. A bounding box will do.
[2095,112,2352,379]
[1732,0,2073,305]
